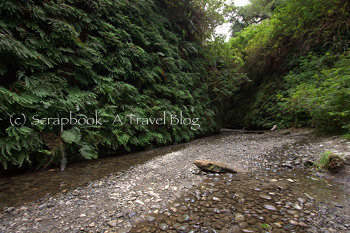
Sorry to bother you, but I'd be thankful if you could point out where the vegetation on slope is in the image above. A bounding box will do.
[0,0,232,170]
[225,0,350,134]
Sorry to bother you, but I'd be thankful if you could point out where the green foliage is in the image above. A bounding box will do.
[316,151,345,173]
[225,0,350,131]
[284,52,350,133]
[0,0,221,169]
[227,0,283,36]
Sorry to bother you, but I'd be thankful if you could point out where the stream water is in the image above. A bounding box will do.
[0,143,188,210]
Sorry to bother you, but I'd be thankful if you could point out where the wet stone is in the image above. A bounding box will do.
[297,198,306,204]
[158,223,169,231]
[228,225,241,233]
[173,223,189,231]
[258,194,272,200]
[289,220,299,225]
[264,204,277,211]
[239,222,248,228]
[150,204,161,209]
[107,220,117,227]
[128,212,137,219]
[146,215,155,222]
[235,213,245,222]
[283,224,296,230]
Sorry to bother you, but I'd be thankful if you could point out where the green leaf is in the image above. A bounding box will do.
[79,145,98,159]
[61,127,81,144]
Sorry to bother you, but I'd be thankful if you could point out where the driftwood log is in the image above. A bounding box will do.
[193,159,241,173]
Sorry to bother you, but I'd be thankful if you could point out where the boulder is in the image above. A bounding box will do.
[193,160,240,173]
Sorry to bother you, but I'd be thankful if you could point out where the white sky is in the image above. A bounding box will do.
[215,0,250,41]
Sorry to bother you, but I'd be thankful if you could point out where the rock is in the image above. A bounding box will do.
[135,200,145,205]
[303,160,314,167]
[235,213,245,222]
[274,222,282,228]
[283,224,295,230]
[173,223,189,231]
[297,198,306,204]
[299,222,308,227]
[88,222,95,227]
[146,215,155,222]
[193,160,240,173]
[258,194,272,200]
[72,190,79,196]
[128,212,137,219]
[289,220,299,225]
[293,203,302,210]
[271,125,277,131]
[150,204,161,209]
[116,227,131,233]
[264,204,277,211]
[132,217,143,224]
[5,207,15,213]
[239,222,248,228]
[38,204,47,209]
[228,225,241,233]
[281,162,293,169]
[107,220,118,227]
[328,155,345,173]
[177,214,190,223]
[159,223,169,231]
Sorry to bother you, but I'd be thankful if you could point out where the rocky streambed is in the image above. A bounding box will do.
[0,129,349,233]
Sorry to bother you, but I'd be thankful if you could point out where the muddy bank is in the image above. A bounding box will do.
[0,129,349,233]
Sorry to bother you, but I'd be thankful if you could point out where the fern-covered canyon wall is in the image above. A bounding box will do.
[1,0,349,171]
[0,0,225,170]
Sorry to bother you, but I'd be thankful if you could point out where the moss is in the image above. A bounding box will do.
[316,151,345,173]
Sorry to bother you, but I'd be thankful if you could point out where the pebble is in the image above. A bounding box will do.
[229,225,241,233]
[283,224,295,230]
[259,194,272,200]
[107,220,117,227]
[146,215,155,222]
[135,200,145,205]
[264,204,277,211]
[299,222,308,227]
[128,212,137,218]
[289,220,299,225]
[38,204,47,209]
[150,204,161,209]
[159,223,169,231]
[239,222,248,228]
[297,198,306,204]
[235,213,245,222]
[274,222,282,228]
